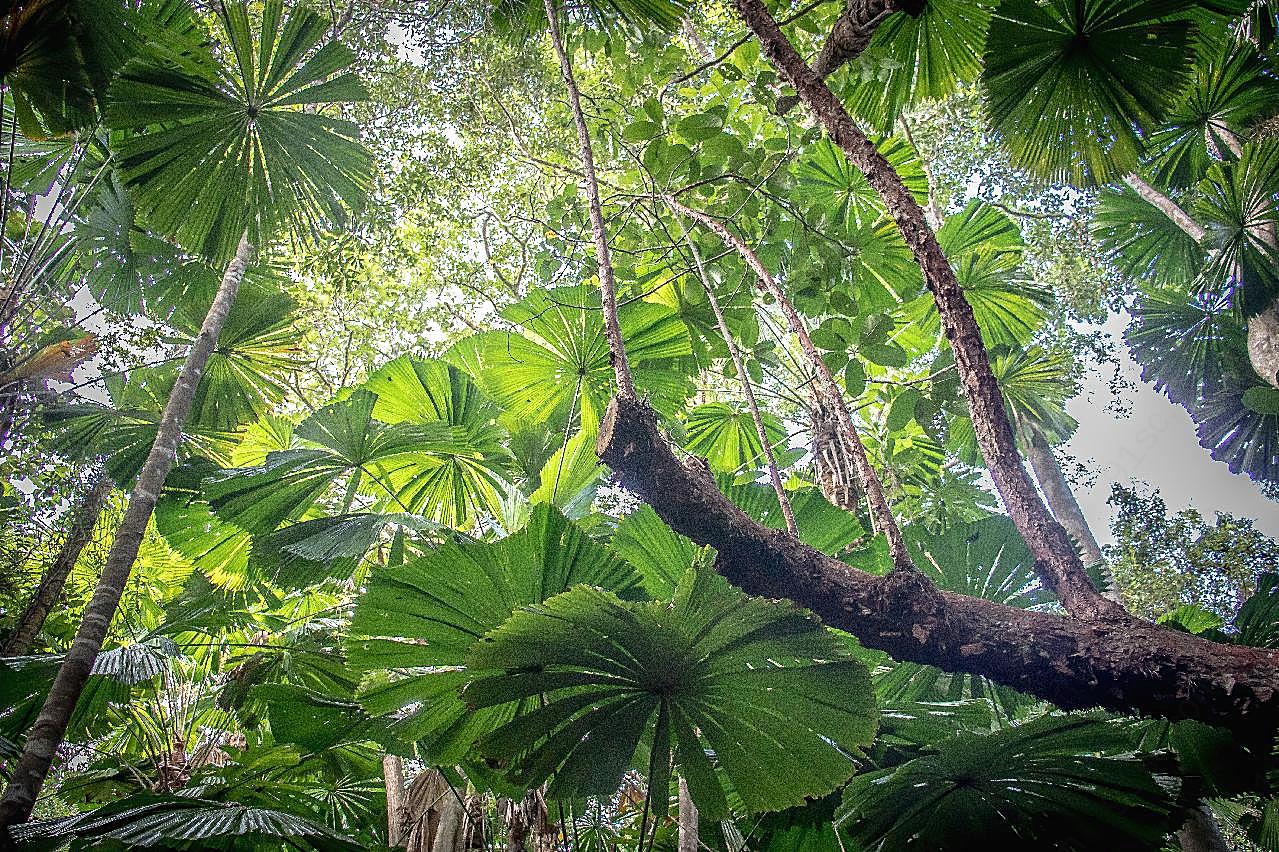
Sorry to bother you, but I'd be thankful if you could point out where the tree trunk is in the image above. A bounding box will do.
[1175,804,1230,852]
[1249,298,1279,388]
[1024,429,1121,604]
[543,0,635,399]
[384,754,407,849]
[729,0,1119,620]
[809,389,862,512]
[678,777,698,852]
[2,475,112,656]
[1122,174,1208,242]
[0,233,254,829]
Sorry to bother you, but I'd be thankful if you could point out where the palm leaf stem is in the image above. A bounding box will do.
[672,209,796,534]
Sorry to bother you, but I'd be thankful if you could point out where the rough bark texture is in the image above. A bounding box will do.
[774,0,899,116]
[677,777,698,852]
[1249,298,1279,388]
[731,0,1120,621]
[1175,805,1231,852]
[0,234,254,829]
[2,475,112,657]
[597,395,1279,742]
[1123,174,1208,242]
[544,0,635,398]
[810,389,863,512]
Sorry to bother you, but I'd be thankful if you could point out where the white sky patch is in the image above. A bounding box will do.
[1064,313,1278,544]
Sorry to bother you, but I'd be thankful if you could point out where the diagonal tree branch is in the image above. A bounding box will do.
[730,0,1121,621]
[596,394,1279,746]
[774,0,901,116]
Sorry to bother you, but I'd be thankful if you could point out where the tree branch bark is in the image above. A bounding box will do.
[774,0,900,116]
[597,395,1279,744]
[730,0,1120,620]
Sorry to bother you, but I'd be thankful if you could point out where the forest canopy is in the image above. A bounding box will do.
[2,0,1279,850]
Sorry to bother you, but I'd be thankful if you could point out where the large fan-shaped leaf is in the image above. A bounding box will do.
[1194,140,1279,317]
[1093,182,1207,286]
[905,515,1049,609]
[793,137,930,231]
[983,0,1198,185]
[12,793,361,850]
[447,285,692,429]
[835,714,1180,852]
[170,273,305,430]
[1146,40,1279,188]
[1126,284,1246,406]
[105,0,372,263]
[610,504,703,599]
[203,390,419,534]
[836,1,991,134]
[900,201,1048,349]
[1190,372,1279,484]
[682,402,786,473]
[347,505,641,762]
[462,567,877,820]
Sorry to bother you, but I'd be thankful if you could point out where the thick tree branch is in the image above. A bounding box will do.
[597,395,1279,744]
[731,0,1121,621]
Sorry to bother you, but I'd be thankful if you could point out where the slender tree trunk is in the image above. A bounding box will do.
[729,0,1119,619]
[1176,805,1230,852]
[1024,437,1102,570]
[0,233,253,829]
[1122,174,1208,242]
[677,220,797,534]
[384,754,407,849]
[809,389,863,512]
[677,777,698,852]
[543,0,635,398]
[2,475,112,656]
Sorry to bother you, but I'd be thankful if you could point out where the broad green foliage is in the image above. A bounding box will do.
[348,505,641,762]
[905,515,1048,609]
[463,568,877,820]
[105,0,372,263]
[681,402,785,472]
[447,285,693,430]
[11,794,362,851]
[983,0,1198,185]
[840,1,992,134]
[836,714,1180,852]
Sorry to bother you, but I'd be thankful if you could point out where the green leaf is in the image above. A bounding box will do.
[105,0,372,264]
[446,285,692,431]
[13,793,361,851]
[463,568,878,819]
[840,1,992,133]
[983,0,1198,185]
[793,137,929,231]
[905,516,1050,609]
[836,714,1181,852]
[610,505,702,599]
[1156,603,1225,635]
[1233,573,1279,648]
[682,402,786,473]
[348,505,641,761]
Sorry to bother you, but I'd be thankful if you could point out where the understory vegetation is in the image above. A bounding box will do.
[2,0,1279,849]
